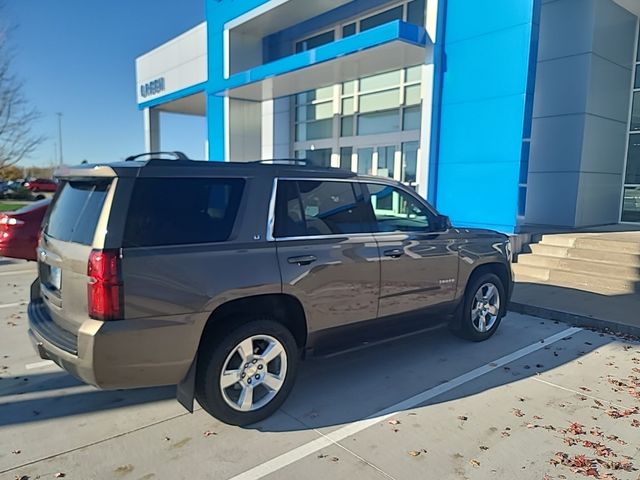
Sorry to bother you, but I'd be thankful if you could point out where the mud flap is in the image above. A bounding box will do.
[177,356,197,413]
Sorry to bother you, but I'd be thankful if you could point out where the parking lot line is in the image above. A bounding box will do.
[0,269,35,276]
[0,302,22,309]
[25,360,56,370]
[229,326,582,480]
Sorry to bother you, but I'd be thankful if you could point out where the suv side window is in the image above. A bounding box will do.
[273,180,370,238]
[123,178,245,247]
[365,183,433,232]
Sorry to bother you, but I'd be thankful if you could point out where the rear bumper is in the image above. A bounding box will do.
[28,299,202,390]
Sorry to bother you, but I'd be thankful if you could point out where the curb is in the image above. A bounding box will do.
[508,301,640,338]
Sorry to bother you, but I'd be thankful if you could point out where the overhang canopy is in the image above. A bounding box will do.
[216,21,431,102]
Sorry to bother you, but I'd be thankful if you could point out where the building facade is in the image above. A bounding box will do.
[136,0,640,234]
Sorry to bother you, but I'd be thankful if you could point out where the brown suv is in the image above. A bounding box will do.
[28,154,512,426]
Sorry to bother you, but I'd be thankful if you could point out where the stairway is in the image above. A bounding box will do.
[512,232,640,296]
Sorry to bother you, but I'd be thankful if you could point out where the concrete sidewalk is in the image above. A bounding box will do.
[510,281,640,337]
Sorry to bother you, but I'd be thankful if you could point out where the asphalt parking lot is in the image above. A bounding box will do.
[1,258,639,480]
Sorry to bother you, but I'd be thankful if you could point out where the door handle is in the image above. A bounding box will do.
[384,249,404,258]
[287,255,317,266]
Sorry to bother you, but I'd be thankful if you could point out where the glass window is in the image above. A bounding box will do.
[44,180,111,246]
[406,65,422,83]
[358,109,401,135]
[402,142,419,183]
[341,116,354,136]
[340,147,353,170]
[297,102,333,122]
[342,97,354,115]
[123,178,245,247]
[631,91,640,131]
[407,0,426,26]
[622,186,640,222]
[366,183,431,232]
[518,187,527,217]
[357,147,374,175]
[274,180,369,237]
[306,148,332,167]
[635,64,640,90]
[296,30,335,53]
[360,5,404,32]
[625,134,640,184]
[377,146,396,178]
[342,23,356,38]
[360,70,402,92]
[359,89,401,113]
[296,86,333,104]
[405,85,421,105]
[343,80,356,95]
[403,105,422,130]
[297,118,333,142]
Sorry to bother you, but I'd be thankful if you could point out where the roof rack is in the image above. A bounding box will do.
[125,151,189,162]
[250,159,309,166]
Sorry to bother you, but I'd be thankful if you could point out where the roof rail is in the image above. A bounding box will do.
[125,151,189,162]
[251,159,309,166]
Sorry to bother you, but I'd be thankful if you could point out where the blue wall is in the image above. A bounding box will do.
[435,0,540,233]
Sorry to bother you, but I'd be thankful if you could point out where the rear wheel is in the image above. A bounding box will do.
[453,272,505,341]
[195,319,298,426]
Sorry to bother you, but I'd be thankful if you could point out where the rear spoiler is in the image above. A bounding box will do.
[54,164,117,179]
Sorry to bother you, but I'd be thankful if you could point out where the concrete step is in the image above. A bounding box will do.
[517,253,640,280]
[540,234,640,254]
[528,243,640,267]
[512,263,638,295]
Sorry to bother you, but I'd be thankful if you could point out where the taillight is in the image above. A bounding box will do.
[0,217,24,226]
[87,249,123,320]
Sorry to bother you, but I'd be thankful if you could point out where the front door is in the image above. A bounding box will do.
[363,182,459,319]
[273,179,380,337]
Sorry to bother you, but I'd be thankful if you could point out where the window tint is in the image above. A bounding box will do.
[366,183,432,232]
[360,5,404,32]
[295,30,335,53]
[274,180,370,237]
[44,180,111,245]
[123,178,244,247]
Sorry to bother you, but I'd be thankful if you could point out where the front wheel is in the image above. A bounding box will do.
[453,272,505,342]
[195,319,298,426]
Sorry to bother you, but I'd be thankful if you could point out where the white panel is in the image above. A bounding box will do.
[575,172,625,225]
[581,114,628,174]
[533,54,591,118]
[529,115,585,173]
[538,0,595,62]
[136,23,207,104]
[229,99,262,161]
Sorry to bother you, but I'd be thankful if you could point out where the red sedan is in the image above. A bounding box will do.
[0,199,50,261]
[23,178,58,193]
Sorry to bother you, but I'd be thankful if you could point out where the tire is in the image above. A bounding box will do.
[195,318,298,426]
[452,272,506,342]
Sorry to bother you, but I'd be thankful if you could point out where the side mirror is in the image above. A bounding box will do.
[434,215,451,231]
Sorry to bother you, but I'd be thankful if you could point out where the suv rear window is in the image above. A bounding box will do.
[44,180,111,245]
[123,178,245,247]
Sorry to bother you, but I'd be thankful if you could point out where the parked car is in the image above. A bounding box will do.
[23,178,58,193]
[28,154,512,426]
[0,199,51,261]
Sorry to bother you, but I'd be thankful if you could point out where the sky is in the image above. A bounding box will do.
[4,0,207,167]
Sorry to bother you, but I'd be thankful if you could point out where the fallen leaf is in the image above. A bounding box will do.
[203,430,217,437]
[566,422,585,435]
[579,386,591,392]
[164,437,170,441]
[408,450,421,457]
[469,459,480,468]
[55,474,66,478]
[534,415,543,420]
[14,476,28,480]
[330,457,339,462]
[457,415,468,421]
[479,445,489,451]
[501,431,511,437]
[317,454,328,459]
[631,419,639,427]
[11,450,20,454]
[388,419,401,426]
[526,423,535,429]
[593,400,604,407]
[513,409,525,417]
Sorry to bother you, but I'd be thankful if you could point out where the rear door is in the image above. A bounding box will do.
[273,179,380,341]
[38,178,114,334]
[363,182,459,319]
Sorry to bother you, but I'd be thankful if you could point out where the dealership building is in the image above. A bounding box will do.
[135,0,640,233]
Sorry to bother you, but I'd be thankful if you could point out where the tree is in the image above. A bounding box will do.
[0,13,45,168]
